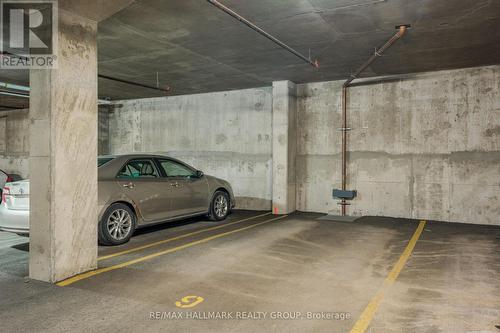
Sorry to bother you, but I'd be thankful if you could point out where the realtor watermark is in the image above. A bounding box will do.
[0,0,57,69]
[149,311,352,321]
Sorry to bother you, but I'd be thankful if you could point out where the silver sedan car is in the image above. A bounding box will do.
[0,154,235,245]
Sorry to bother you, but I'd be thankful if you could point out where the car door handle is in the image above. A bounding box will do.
[123,182,135,189]
[170,182,179,187]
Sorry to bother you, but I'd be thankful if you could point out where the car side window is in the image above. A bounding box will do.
[158,159,196,178]
[117,159,159,178]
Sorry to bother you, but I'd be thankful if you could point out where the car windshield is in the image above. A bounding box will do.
[98,157,114,167]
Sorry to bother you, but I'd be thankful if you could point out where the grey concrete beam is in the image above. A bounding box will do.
[29,9,98,283]
[59,0,135,22]
[272,80,297,214]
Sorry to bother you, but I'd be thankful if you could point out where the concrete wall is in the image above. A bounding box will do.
[98,107,110,155]
[272,81,297,214]
[0,108,110,179]
[297,65,500,225]
[0,109,30,178]
[109,87,273,210]
[107,65,499,225]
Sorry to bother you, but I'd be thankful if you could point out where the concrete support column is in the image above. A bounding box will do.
[29,9,98,282]
[272,81,297,214]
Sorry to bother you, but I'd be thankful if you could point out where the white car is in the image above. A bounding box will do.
[0,179,30,235]
[0,169,7,191]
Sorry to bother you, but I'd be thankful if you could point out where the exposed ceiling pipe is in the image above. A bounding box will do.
[1,52,171,95]
[206,0,319,68]
[0,82,116,105]
[0,90,28,98]
[98,74,171,94]
[343,25,408,88]
[0,82,30,92]
[97,99,112,105]
[0,104,26,110]
[338,25,408,216]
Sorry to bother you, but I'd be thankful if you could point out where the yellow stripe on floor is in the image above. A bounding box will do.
[99,212,272,261]
[57,215,287,287]
[349,220,427,333]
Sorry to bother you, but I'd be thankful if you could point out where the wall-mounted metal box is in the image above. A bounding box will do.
[332,189,357,200]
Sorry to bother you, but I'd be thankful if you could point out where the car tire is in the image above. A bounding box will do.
[98,203,136,246]
[209,190,230,221]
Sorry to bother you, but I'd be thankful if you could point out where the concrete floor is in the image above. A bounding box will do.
[0,211,499,333]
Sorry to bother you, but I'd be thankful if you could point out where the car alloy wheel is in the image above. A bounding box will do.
[214,194,228,218]
[107,208,132,241]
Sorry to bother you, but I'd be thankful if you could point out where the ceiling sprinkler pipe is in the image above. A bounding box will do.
[206,0,319,68]
[0,105,26,110]
[0,81,30,92]
[0,85,116,106]
[343,25,408,88]
[0,80,153,105]
[0,90,29,98]
[98,74,171,94]
[2,52,171,95]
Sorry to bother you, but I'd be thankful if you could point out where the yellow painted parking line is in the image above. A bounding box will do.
[98,212,272,261]
[57,215,287,287]
[349,220,427,333]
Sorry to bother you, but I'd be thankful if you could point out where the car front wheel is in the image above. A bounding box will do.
[209,190,230,221]
[98,203,136,246]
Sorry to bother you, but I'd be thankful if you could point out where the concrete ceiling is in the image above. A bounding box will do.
[1,0,500,105]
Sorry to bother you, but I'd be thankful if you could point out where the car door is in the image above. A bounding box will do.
[115,158,174,223]
[156,158,209,217]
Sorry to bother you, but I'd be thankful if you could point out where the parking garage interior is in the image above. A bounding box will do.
[0,1,499,332]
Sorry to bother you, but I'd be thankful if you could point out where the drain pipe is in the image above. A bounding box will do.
[338,25,408,215]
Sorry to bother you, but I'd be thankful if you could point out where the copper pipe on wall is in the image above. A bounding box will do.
[340,25,408,215]
[341,85,348,215]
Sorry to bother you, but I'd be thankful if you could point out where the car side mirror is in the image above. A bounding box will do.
[196,170,204,178]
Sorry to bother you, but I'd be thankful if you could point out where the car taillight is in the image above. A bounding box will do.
[1,187,9,204]
[6,176,12,183]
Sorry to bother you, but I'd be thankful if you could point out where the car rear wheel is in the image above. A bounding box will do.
[209,190,230,221]
[98,203,136,246]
